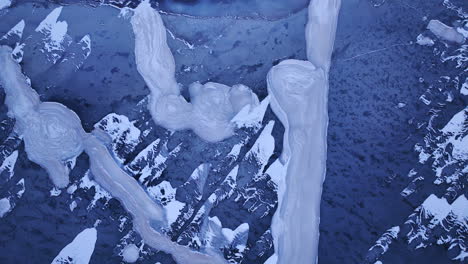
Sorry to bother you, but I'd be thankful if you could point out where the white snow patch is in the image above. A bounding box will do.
[79,171,112,209]
[51,228,97,264]
[0,150,18,179]
[131,1,259,142]
[50,187,62,197]
[69,200,77,211]
[16,178,25,198]
[1,20,25,40]
[416,34,435,46]
[35,7,70,63]
[147,180,185,225]
[0,0,11,10]
[0,198,11,217]
[232,96,270,130]
[245,120,275,180]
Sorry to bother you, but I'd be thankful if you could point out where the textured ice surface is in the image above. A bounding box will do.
[51,228,97,264]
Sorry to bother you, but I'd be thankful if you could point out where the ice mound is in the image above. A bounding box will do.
[131,1,259,142]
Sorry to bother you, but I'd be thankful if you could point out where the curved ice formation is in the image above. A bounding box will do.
[267,0,341,263]
[0,46,85,188]
[131,1,259,142]
[0,46,227,264]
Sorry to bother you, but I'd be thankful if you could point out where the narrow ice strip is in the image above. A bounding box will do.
[51,228,97,264]
[267,0,341,263]
[131,0,259,142]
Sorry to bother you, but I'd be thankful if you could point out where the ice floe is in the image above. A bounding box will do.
[427,20,465,44]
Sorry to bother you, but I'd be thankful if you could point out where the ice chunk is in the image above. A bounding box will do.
[122,244,139,263]
[427,20,465,44]
[51,228,97,264]
[0,198,11,217]
[35,7,70,63]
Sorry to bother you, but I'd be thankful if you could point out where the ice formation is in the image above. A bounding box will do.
[131,1,259,142]
[0,46,227,264]
[267,0,341,263]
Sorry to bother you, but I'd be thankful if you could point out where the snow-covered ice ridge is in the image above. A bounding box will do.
[366,194,468,263]
[0,41,276,264]
[370,1,467,262]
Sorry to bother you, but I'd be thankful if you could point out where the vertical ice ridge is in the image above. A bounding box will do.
[267,0,341,263]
